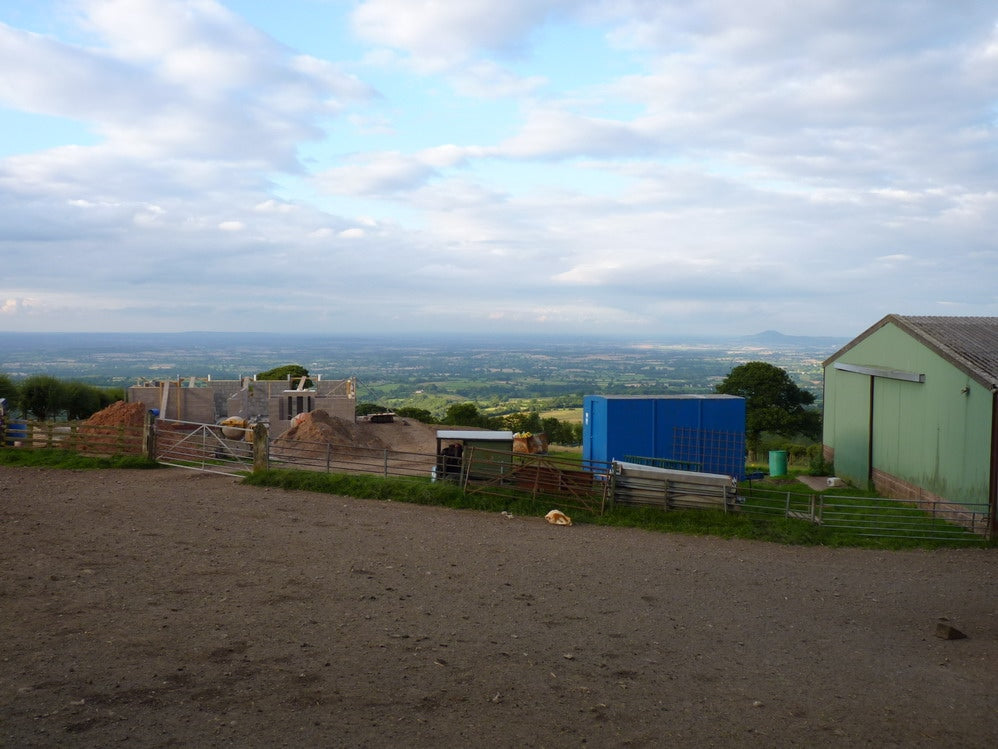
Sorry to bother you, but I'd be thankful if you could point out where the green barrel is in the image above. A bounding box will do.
[768,450,788,476]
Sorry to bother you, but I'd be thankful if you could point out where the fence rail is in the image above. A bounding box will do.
[740,486,990,540]
[2,420,145,456]
[3,416,991,540]
[267,438,612,515]
[270,439,435,480]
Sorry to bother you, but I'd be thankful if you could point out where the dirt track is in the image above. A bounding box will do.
[1,466,996,747]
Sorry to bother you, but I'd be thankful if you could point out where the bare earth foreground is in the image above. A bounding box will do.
[1,467,996,748]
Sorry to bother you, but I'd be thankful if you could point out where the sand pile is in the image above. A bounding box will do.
[276,410,388,449]
[83,401,147,428]
[271,410,441,464]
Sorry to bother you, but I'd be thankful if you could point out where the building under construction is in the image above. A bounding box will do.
[127,374,356,435]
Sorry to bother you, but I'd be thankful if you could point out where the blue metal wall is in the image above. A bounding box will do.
[583,395,746,479]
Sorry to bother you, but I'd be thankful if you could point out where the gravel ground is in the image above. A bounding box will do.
[1,466,996,748]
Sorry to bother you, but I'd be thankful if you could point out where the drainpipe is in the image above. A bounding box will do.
[990,386,998,538]
[867,376,875,491]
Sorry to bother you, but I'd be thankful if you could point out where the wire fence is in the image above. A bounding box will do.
[3,417,991,541]
[267,438,612,515]
[270,439,436,480]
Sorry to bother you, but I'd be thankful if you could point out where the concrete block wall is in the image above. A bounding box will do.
[127,384,214,423]
[129,376,354,426]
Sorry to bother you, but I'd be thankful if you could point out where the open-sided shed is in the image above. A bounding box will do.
[435,430,514,481]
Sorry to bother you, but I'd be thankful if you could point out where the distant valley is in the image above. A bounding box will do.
[0,331,847,416]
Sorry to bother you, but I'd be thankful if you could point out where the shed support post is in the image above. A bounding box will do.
[142,411,156,460]
[253,423,269,473]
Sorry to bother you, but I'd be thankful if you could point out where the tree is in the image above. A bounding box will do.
[356,402,389,416]
[0,373,18,404]
[18,375,65,420]
[502,411,542,434]
[443,403,497,428]
[64,382,102,420]
[396,406,434,423]
[715,362,819,455]
[256,364,310,385]
[541,416,569,445]
[100,388,125,409]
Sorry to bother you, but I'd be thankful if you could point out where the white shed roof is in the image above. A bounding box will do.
[436,430,514,441]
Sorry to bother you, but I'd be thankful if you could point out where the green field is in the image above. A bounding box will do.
[540,408,583,423]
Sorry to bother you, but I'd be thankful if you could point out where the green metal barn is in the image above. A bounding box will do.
[822,315,998,533]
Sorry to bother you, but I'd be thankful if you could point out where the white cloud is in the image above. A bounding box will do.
[0,1,371,170]
[498,106,657,159]
[0,0,995,336]
[450,60,548,98]
[254,199,297,214]
[315,151,439,195]
[1,298,37,315]
[352,0,581,70]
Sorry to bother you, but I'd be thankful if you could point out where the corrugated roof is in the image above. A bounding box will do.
[825,315,998,389]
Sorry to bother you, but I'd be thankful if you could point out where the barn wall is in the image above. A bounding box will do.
[824,322,992,507]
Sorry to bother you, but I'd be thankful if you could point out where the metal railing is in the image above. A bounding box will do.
[270,438,435,480]
[154,419,254,476]
[739,486,991,541]
[266,437,613,514]
[459,447,612,515]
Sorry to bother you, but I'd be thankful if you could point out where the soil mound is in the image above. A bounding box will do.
[83,401,146,428]
[275,411,438,452]
[276,410,387,449]
[271,410,440,461]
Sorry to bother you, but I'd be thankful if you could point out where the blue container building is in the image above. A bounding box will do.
[583,395,747,479]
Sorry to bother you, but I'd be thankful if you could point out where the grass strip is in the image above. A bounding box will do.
[242,468,993,549]
[0,447,159,470]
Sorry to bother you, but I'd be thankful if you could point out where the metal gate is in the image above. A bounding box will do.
[155,419,254,476]
[461,448,612,515]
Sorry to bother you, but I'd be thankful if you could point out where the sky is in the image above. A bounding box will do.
[0,0,996,338]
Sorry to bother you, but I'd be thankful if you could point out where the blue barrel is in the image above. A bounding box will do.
[6,420,28,446]
[769,450,788,476]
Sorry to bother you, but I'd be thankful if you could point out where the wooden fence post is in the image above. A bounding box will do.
[142,411,156,460]
[253,422,269,472]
